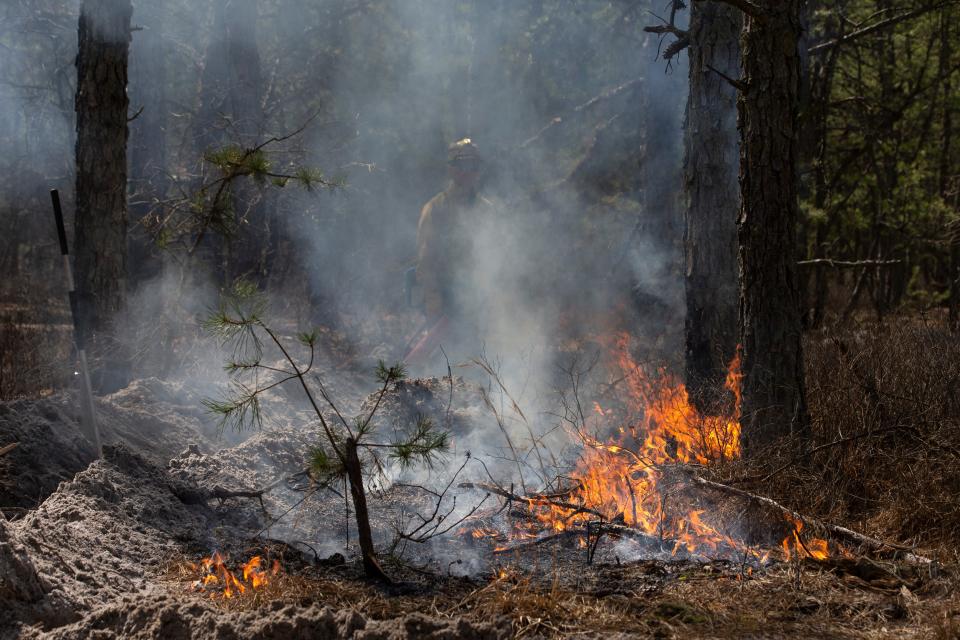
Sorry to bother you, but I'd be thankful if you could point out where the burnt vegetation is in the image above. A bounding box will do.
[2,0,960,638]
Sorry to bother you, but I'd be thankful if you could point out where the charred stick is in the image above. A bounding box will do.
[491,530,581,554]
[458,481,608,520]
[491,522,663,556]
[797,258,902,268]
[594,522,663,548]
[211,485,266,509]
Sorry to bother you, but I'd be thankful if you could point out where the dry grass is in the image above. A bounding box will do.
[162,549,960,638]
[0,302,72,400]
[704,315,960,559]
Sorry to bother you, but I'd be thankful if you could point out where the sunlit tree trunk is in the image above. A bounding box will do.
[74,0,133,392]
[736,0,810,454]
[684,1,740,411]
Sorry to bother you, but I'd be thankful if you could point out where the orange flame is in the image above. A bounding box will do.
[191,551,282,599]
[530,333,748,556]
[781,515,829,561]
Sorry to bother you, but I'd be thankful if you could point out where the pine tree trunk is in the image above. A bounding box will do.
[737,2,810,454]
[344,438,391,584]
[74,0,133,392]
[684,1,740,411]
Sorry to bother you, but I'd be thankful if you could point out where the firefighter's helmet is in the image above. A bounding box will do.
[447,138,480,166]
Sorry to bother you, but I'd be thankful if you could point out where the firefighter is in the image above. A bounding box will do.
[406,138,491,366]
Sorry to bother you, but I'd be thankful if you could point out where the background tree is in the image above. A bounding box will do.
[73,0,133,392]
[682,1,741,411]
[195,0,269,286]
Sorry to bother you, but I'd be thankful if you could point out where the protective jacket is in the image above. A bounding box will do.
[415,185,490,319]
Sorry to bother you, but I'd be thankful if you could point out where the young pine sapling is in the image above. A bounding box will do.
[203,282,449,583]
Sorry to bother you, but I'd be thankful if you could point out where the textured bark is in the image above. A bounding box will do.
[737,2,810,454]
[684,1,741,411]
[344,438,391,584]
[74,0,133,389]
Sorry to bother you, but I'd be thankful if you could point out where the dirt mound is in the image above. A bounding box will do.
[0,378,511,639]
[1,444,214,636]
[0,398,94,513]
[35,595,510,640]
[0,378,217,513]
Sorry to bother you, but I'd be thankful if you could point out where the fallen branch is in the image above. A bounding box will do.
[797,258,902,268]
[592,522,665,549]
[491,530,580,554]
[489,522,664,555]
[686,473,931,564]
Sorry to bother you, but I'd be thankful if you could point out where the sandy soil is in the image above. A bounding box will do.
[0,376,956,639]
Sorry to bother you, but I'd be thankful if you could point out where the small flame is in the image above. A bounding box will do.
[190,551,282,599]
[781,515,829,561]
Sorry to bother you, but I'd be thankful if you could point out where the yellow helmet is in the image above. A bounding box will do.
[447,138,480,164]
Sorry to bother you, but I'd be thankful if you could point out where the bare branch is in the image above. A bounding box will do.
[810,2,960,55]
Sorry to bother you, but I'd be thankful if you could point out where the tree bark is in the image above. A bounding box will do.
[74,0,133,392]
[684,1,741,411]
[737,1,810,454]
[344,438,391,584]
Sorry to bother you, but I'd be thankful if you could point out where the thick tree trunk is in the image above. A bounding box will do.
[684,1,741,411]
[74,0,133,392]
[344,438,391,584]
[737,2,810,454]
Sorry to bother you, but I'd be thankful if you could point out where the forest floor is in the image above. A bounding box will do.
[1,317,959,639]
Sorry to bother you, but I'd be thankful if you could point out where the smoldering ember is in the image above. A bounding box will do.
[2,2,960,640]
